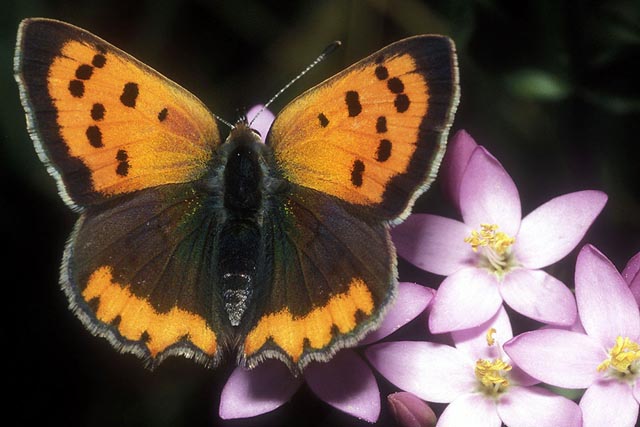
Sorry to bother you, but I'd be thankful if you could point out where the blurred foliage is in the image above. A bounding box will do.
[1,1,638,426]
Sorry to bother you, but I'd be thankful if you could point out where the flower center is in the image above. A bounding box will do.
[475,358,512,396]
[465,224,516,274]
[597,336,640,378]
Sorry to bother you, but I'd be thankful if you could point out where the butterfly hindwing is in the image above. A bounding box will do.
[241,184,395,370]
[15,18,220,209]
[66,183,227,366]
[267,35,459,221]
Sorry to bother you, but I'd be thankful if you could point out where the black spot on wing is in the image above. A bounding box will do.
[158,108,168,122]
[376,116,387,133]
[387,77,404,94]
[394,94,410,113]
[345,91,362,117]
[86,126,103,148]
[68,80,84,97]
[318,113,329,127]
[116,149,130,176]
[375,65,389,80]
[120,82,139,108]
[91,103,105,121]
[351,160,365,187]
[376,139,392,162]
[92,54,106,68]
[75,64,93,80]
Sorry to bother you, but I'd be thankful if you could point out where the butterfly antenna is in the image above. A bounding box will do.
[212,112,234,129]
[249,40,342,127]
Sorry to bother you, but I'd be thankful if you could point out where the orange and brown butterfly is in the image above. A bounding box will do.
[14,18,459,373]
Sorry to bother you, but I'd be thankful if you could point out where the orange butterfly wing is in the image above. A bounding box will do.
[15,18,226,368]
[268,35,459,221]
[241,36,459,370]
[15,18,219,209]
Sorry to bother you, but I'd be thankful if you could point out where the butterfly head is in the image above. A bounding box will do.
[227,119,264,145]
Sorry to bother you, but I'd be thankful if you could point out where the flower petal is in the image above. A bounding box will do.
[497,385,582,427]
[634,377,640,403]
[429,268,503,333]
[503,329,605,389]
[459,147,521,236]
[246,104,275,140]
[508,365,540,387]
[514,190,607,269]
[437,394,501,427]
[623,251,640,306]
[387,392,437,427]
[365,341,475,403]
[580,380,639,427]
[623,251,640,283]
[623,252,640,284]
[440,129,478,211]
[392,214,474,275]
[499,268,577,326]
[304,350,380,422]
[451,305,513,360]
[219,360,301,419]
[360,282,434,345]
[576,245,640,346]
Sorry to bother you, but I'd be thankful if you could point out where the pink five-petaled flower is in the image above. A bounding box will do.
[392,130,608,333]
[219,282,434,422]
[365,306,582,427]
[504,244,640,427]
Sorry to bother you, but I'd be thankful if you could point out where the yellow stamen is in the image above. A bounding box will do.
[465,224,516,273]
[486,328,497,346]
[465,224,515,255]
[475,358,512,394]
[597,336,640,375]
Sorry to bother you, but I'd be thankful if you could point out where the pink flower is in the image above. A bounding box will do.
[393,130,607,333]
[504,244,640,427]
[365,307,582,427]
[246,104,275,139]
[219,282,434,422]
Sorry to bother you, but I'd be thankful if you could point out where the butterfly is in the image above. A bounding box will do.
[14,18,459,373]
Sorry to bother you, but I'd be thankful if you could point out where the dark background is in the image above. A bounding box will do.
[1,1,638,426]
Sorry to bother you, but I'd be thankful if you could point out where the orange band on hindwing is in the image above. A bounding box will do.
[84,266,218,357]
[244,278,375,362]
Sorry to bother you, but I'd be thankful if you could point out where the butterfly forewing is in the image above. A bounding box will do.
[267,35,459,221]
[15,18,220,209]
